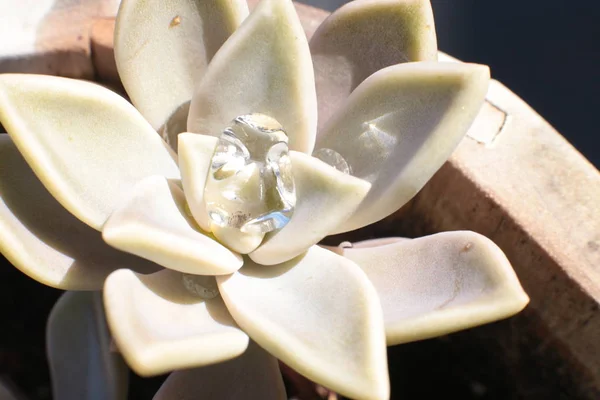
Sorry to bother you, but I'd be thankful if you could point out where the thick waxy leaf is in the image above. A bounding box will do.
[154,341,286,400]
[310,0,437,130]
[103,176,242,275]
[178,133,216,232]
[0,74,180,230]
[342,231,529,345]
[47,291,129,400]
[115,0,249,143]
[211,225,264,255]
[320,237,410,256]
[0,379,24,400]
[0,136,159,290]
[316,62,490,233]
[187,0,317,154]
[104,269,249,376]
[250,151,370,265]
[352,237,411,247]
[218,246,389,400]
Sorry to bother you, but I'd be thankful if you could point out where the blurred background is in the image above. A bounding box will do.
[304,0,600,167]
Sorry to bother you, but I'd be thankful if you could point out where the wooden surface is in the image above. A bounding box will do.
[392,81,600,398]
[0,0,119,79]
[2,1,599,398]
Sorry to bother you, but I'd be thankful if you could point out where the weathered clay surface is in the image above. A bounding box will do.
[90,18,118,83]
[0,0,120,79]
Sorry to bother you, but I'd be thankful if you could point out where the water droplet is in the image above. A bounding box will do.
[204,114,296,234]
[182,274,219,299]
[313,148,351,175]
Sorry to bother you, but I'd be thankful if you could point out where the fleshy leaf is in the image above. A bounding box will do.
[104,269,249,376]
[217,246,389,400]
[115,0,249,143]
[310,0,437,130]
[0,135,159,290]
[0,74,180,230]
[211,225,264,255]
[154,341,286,400]
[47,291,129,400]
[0,379,24,400]
[187,0,317,153]
[250,151,370,265]
[178,132,216,232]
[316,62,490,233]
[103,176,242,275]
[341,231,529,345]
[319,237,410,256]
[352,237,411,247]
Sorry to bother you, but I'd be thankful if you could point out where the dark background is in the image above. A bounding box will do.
[305,0,600,167]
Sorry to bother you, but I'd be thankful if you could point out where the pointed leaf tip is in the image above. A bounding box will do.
[115,0,249,136]
[0,74,180,230]
[343,231,529,345]
[104,269,249,376]
[187,0,317,154]
[317,62,490,233]
[0,135,160,290]
[310,0,437,130]
[103,175,243,275]
[250,151,371,265]
[218,246,390,400]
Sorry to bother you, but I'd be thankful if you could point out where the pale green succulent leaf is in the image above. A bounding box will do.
[217,245,389,400]
[104,269,249,376]
[154,341,286,400]
[0,380,24,400]
[0,135,159,290]
[187,0,317,154]
[102,175,243,275]
[178,132,216,232]
[250,151,371,265]
[47,291,129,400]
[0,74,180,230]
[211,225,265,255]
[310,0,437,130]
[352,237,412,247]
[115,0,249,145]
[342,231,529,345]
[316,62,490,233]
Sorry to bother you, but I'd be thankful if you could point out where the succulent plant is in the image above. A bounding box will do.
[0,0,529,398]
